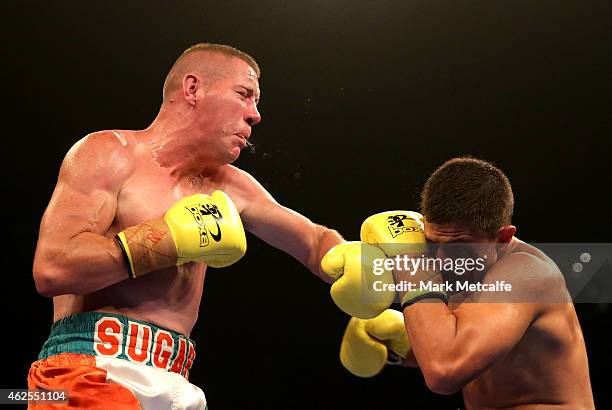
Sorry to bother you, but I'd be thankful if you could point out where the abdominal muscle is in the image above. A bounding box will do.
[51,161,213,337]
[52,262,206,336]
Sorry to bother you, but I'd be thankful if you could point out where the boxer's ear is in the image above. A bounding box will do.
[183,74,200,106]
[495,225,516,243]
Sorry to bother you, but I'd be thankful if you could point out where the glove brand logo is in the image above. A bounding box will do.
[185,203,224,247]
[386,214,423,238]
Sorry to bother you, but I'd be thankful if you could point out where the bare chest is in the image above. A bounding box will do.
[464,311,579,407]
[111,169,222,233]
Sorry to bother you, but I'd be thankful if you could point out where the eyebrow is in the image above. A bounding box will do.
[238,84,261,103]
[427,234,473,244]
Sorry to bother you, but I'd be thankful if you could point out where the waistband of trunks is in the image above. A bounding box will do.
[38,311,196,378]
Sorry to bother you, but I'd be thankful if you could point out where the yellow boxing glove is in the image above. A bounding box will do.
[322,242,396,319]
[323,211,427,319]
[362,211,448,308]
[117,190,246,278]
[340,309,411,377]
[360,210,427,256]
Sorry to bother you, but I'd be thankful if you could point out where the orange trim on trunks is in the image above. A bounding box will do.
[28,353,141,409]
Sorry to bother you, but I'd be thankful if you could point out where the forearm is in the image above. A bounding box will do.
[33,232,130,296]
[402,302,467,393]
[309,225,344,283]
[403,302,458,359]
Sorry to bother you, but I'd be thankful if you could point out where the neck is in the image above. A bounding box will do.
[145,108,220,180]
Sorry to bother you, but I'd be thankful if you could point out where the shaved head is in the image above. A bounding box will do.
[162,43,260,102]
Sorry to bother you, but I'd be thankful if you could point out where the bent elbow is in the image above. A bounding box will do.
[34,271,57,297]
[423,362,464,395]
[426,377,463,396]
[33,259,66,297]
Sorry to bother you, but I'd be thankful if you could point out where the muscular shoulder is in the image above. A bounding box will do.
[495,251,556,278]
[61,130,136,192]
[212,165,278,221]
[487,250,568,303]
[493,238,559,278]
[220,165,274,201]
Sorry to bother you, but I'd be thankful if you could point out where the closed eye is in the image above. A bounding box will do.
[236,86,260,104]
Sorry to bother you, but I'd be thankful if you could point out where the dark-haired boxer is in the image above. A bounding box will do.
[336,158,595,409]
[29,43,344,409]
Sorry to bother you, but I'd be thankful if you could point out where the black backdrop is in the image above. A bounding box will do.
[5,1,611,408]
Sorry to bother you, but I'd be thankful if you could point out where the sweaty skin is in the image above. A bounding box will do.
[33,56,341,336]
[399,223,594,409]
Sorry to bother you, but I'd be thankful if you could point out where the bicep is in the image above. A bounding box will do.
[452,302,536,369]
[406,255,550,391]
[39,181,117,242]
[451,253,549,364]
[37,135,129,247]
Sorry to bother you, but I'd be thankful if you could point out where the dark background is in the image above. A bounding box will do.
[4,1,611,408]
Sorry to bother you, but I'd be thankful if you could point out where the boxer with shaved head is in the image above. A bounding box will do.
[29,43,343,409]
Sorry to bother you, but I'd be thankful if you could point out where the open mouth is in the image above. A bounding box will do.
[235,134,248,148]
